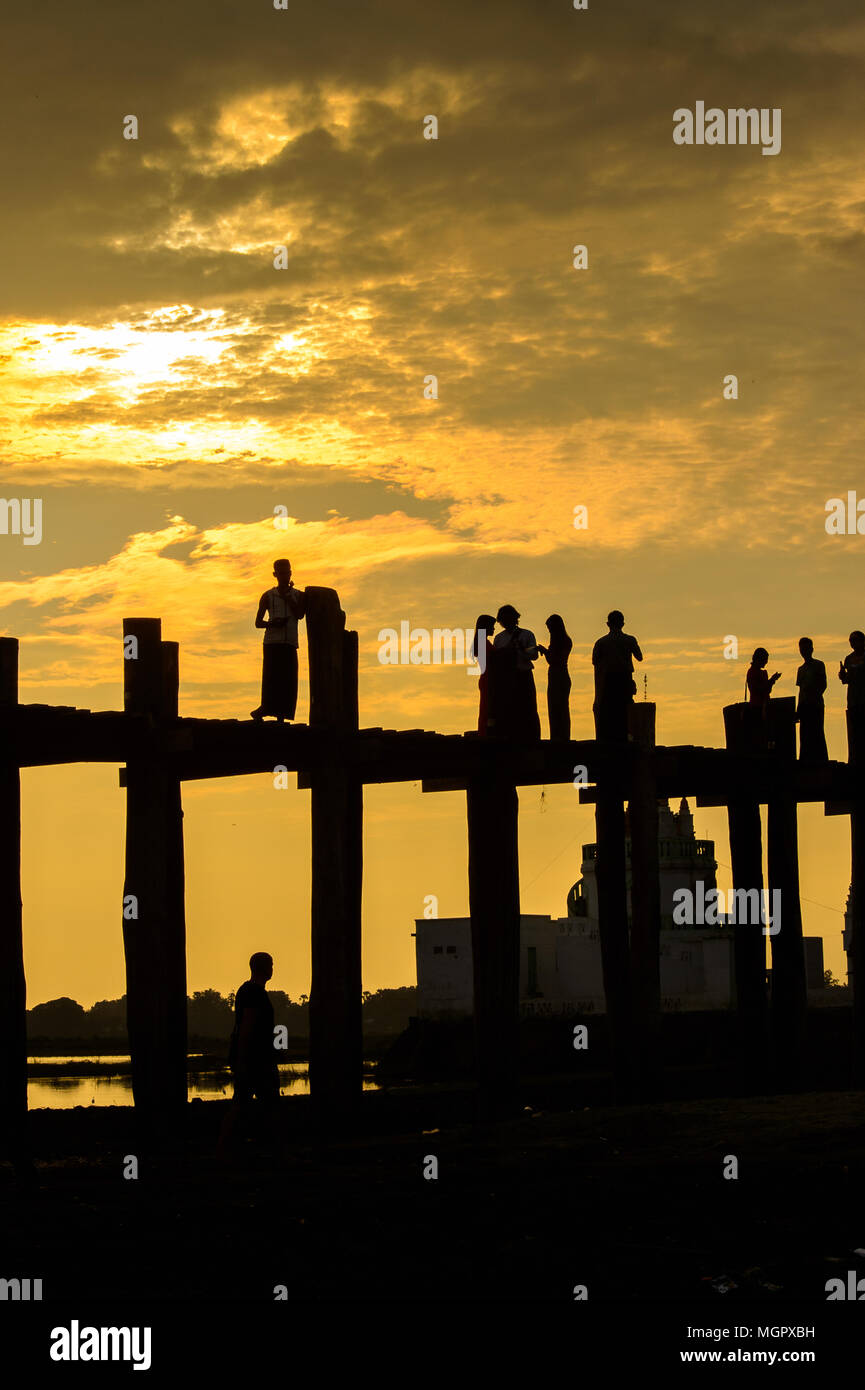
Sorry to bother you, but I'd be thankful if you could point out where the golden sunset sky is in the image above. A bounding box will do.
[2,0,863,1006]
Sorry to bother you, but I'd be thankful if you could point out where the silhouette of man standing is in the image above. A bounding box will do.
[840,630,865,763]
[216,952,280,1160]
[796,637,827,762]
[592,610,643,742]
[251,559,306,722]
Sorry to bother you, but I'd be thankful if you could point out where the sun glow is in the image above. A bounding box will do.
[12,308,233,400]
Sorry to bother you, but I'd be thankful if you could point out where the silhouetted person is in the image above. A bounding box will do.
[840,630,865,762]
[592,611,642,742]
[492,605,540,739]
[472,614,496,736]
[796,637,827,762]
[216,951,280,1160]
[251,559,306,722]
[746,647,781,709]
[746,646,781,751]
[538,614,573,740]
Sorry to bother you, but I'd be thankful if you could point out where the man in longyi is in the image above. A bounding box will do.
[250,558,306,723]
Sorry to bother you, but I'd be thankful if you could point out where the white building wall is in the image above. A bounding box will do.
[700,936,736,1009]
[554,923,606,1012]
[520,914,560,1001]
[414,917,472,1017]
[415,915,737,1017]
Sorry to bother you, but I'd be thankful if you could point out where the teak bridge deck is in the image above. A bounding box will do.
[1,586,863,1122]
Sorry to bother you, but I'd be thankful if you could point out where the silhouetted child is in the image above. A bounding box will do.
[538,614,573,740]
[796,637,827,762]
[216,952,280,1161]
[492,605,540,739]
[251,559,306,722]
[592,611,642,742]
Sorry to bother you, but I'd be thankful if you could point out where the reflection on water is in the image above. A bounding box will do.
[28,1056,132,1065]
[27,1059,380,1109]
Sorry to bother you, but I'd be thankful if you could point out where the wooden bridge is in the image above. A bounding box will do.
[1,586,864,1127]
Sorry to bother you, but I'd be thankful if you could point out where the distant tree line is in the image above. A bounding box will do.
[26,987,417,1042]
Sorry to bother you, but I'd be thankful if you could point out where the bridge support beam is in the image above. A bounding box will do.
[628,704,660,1094]
[122,620,187,1120]
[724,703,769,1089]
[309,772,363,1111]
[767,699,806,1087]
[0,638,29,1170]
[467,775,520,1114]
[850,809,865,1085]
[306,589,364,1114]
[595,757,632,1097]
[847,709,865,1084]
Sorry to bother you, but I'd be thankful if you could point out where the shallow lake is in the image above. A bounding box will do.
[27,1057,380,1108]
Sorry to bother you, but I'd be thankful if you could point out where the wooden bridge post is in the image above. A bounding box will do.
[850,812,865,1085]
[0,638,28,1164]
[627,703,660,1093]
[122,620,187,1119]
[847,711,865,1083]
[305,589,363,1112]
[724,703,769,1087]
[595,752,632,1097]
[766,697,806,1086]
[467,775,520,1114]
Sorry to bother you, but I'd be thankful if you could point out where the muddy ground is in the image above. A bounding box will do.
[3,1079,865,1307]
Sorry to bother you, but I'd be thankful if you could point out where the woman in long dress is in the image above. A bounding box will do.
[492,604,540,740]
[538,613,573,740]
[745,646,781,749]
[472,613,497,736]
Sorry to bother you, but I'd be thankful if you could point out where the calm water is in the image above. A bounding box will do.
[27,1057,380,1109]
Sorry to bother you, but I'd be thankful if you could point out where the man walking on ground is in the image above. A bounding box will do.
[216,951,281,1160]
